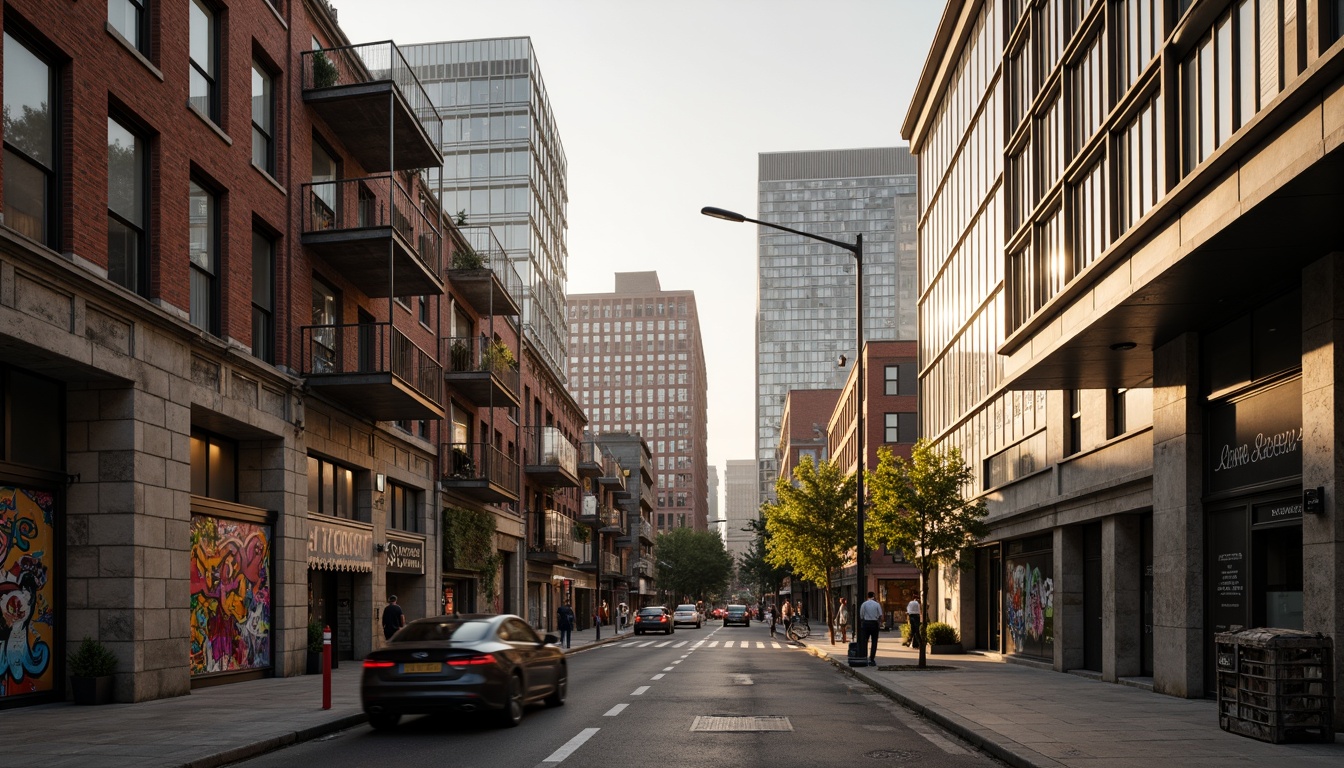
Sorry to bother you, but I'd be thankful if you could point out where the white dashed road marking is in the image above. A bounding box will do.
[651,673,665,680]
[604,704,628,717]
[540,728,599,764]
[632,686,650,695]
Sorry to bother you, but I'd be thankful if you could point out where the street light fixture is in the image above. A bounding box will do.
[700,205,866,639]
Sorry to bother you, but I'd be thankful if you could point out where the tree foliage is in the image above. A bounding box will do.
[653,527,733,603]
[866,439,989,666]
[736,519,786,606]
[442,506,503,606]
[762,455,856,644]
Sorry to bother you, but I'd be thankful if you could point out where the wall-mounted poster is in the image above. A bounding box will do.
[1004,534,1054,660]
[0,486,56,701]
[190,515,272,675]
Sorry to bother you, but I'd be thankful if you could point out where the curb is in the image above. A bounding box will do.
[800,643,1056,768]
[181,713,368,768]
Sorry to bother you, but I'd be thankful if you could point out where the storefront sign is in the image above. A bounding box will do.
[307,516,373,572]
[1208,508,1248,635]
[385,536,424,574]
[1252,500,1302,526]
[1206,378,1302,494]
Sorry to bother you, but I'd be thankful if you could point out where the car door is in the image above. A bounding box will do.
[503,618,552,699]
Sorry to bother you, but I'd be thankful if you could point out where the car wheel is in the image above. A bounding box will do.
[545,668,567,708]
[368,713,400,731]
[497,673,524,728]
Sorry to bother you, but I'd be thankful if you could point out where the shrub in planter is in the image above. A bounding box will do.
[306,619,324,674]
[311,50,339,89]
[925,621,963,653]
[69,636,118,705]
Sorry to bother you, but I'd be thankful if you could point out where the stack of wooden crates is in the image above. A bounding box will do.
[1215,628,1334,743]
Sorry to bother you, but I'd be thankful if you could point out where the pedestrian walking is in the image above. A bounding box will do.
[381,595,405,641]
[557,601,575,648]
[859,591,882,665]
[618,603,629,633]
[834,597,850,644]
[768,605,778,638]
[904,593,923,647]
[780,599,792,637]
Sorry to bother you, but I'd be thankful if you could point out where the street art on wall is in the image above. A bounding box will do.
[0,486,55,700]
[190,515,272,675]
[1005,558,1054,658]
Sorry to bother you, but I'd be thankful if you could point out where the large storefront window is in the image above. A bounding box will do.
[0,486,56,702]
[189,505,272,677]
[1004,533,1054,659]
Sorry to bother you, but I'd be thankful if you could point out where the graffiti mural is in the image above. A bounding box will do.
[190,515,272,675]
[1005,557,1054,658]
[0,486,55,700]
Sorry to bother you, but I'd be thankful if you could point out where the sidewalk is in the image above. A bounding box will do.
[0,624,625,768]
[804,630,1343,768]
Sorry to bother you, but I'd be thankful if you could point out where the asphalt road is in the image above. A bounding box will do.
[229,623,999,768]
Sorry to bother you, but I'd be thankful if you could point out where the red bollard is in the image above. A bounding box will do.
[322,625,332,710]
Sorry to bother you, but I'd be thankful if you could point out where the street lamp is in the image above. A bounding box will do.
[700,205,866,638]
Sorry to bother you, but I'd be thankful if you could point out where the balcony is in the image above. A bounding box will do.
[635,557,655,577]
[442,336,520,408]
[598,453,627,490]
[301,43,441,172]
[447,226,522,317]
[577,440,602,479]
[300,323,442,421]
[524,426,579,488]
[527,509,582,563]
[439,442,519,503]
[634,517,655,545]
[578,547,622,576]
[302,176,443,298]
[578,494,623,532]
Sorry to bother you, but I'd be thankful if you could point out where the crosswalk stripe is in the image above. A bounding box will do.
[692,641,705,648]
[756,642,764,648]
[620,642,639,647]
[655,641,672,647]
[672,641,688,647]
[771,642,781,648]
[724,641,734,648]
[638,641,655,647]
[709,641,719,647]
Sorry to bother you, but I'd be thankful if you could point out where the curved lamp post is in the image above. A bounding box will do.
[700,205,865,637]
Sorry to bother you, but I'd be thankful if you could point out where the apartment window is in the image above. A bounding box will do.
[252,230,275,363]
[388,483,420,533]
[1115,94,1162,234]
[311,140,337,229]
[251,62,274,173]
[1066,389,1083,456]
[884,413,917,443]
[1071,159,1107,275]
[1113,0,1159,99]
[3,32,58,247]
[307,455,355,518]
[311,276,339,373]
[884,363,917,396]
[190,429,237,501]
[188,180,218,334]
[1109,387,1128,437]
[108,116,147,295]
[188,0,218,121]
[109,0,148,54]
[418,295,429,326]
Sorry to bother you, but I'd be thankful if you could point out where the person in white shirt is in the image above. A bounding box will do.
[904,594,922,647]
[858,591,883,665]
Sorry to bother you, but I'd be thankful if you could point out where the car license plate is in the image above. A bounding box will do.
[403,662,441,673]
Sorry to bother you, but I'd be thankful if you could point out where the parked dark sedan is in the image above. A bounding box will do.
[361,614,566,729]
[634,605,673,635]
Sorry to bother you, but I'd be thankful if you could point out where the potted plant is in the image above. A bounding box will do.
[925,621,963,654]
[481,340,516,372]
[451,245,484,270]
[69,636,117,704]
[306,619,324,674]
[311,50,339,89]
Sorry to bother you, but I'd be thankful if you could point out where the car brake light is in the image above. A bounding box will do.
[446,655,496,668]
[363,660,396,669]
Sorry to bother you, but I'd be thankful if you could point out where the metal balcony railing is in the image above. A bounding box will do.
[526,426,578,478]
[534,508,583,559]
[455,226,523,295]
[301,42,442,146]
[440,441,519,489]
[300,322,441,402]
[302,176,442,272]
[442,335,519,388]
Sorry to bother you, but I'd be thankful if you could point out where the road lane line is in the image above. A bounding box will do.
[663,667,675,671]
[638,641,655,647]
[632,686,650,695]
[651,673,665,680]
[756,642,765,648]
[619,641,638,647]
[671,660,682,664]
[604,704,628,717]
[541,728,599,763]
[673,641,688,647]
[655,641,672,647]
[692,641,705,647]
[708,641,719,647]
[770,642,781,648]
[724,641,734,648]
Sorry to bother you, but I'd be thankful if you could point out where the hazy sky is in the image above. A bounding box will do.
[335,0,944,497]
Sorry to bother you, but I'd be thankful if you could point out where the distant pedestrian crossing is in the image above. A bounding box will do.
[613,638,793,650]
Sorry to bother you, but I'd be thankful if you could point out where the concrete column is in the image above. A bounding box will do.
[1300,253,1344,728]
[1151,332,1204,698]
[1103,514,1141,681]
[1055,526,1084,672]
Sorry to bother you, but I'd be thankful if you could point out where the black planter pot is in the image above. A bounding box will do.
[306,650,322,674]
[71,675,114,705]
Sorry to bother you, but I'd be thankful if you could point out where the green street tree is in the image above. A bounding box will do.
[866,439,989,667]
[762,455,856,645]
[653,527,733,605]
[736,518,786,608]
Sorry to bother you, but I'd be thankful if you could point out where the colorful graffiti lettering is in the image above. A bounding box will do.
[190,516,272,675]
[1005,560,1053,653]
[0,487,55,699]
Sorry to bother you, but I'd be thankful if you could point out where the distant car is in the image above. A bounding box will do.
[723,604,750,627]
[673,604,702,628]
[711,607,725,619]
[360,613,566,730]
[635,606,673,635]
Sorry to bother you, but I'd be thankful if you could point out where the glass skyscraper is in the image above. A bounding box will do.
[403,37,569,376]
[755,148,918,501]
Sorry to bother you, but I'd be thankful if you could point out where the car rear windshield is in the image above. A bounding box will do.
[393,620,490,643]
[728,605,746,611]
[638,608,664,617]
[676,605,696,611]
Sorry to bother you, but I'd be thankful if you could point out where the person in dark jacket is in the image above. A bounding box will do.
[557,601,575,649]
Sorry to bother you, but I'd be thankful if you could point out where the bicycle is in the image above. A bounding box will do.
[786,616,811,641]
